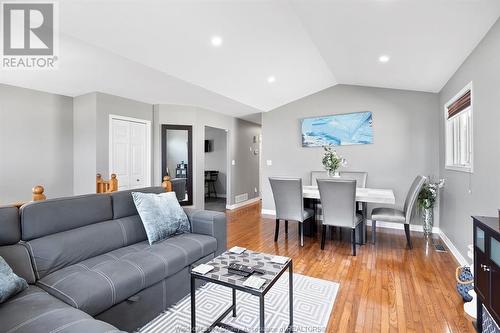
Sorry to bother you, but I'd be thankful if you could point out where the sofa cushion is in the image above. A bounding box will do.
[371,207,406,223]
[132,191,191,244]
[0,256,28,304]
[21,194,113,241]
[37,233,217,316]
[0,245,36,283]
[0,206,20,246]
[25,214,148,279]
[0,286,122,333]
[111,187,164,219]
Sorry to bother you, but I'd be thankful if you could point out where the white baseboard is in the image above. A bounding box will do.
[261,209,276,216]
[260,208,467,266]
[226,197,261,210]
[438,229,469,266]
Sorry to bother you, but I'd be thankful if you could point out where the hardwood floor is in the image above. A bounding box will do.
[226,202,475,333]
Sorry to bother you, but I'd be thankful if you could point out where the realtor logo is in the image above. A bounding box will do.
[1,2,59,69]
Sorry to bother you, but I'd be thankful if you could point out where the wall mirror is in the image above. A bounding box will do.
[161,125,193,206]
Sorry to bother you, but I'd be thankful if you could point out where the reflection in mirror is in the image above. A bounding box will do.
[161,125,193,206]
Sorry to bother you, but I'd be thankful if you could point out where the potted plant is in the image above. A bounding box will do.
[417,181,438,235]
[322,145,346,177]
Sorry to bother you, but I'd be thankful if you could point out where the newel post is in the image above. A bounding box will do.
[162,176,173,192]
[32,185,46,201]
[109,174,118,192]
[96,173,104,193]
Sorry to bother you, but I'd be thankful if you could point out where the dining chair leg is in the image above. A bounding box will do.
[300,223,304,247]
[212,183,217,198]
[320,225,326,250]
[274,219,280,242]
[330,226,335,240]
[372,220,377,244]
[298,222,302,242]
[351,228,356,256]
[285,220,288,234]
[404,223,412,249]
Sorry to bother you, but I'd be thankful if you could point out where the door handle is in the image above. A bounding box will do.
[136,179,140,182]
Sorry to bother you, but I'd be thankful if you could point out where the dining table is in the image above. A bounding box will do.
[302,185,396,244]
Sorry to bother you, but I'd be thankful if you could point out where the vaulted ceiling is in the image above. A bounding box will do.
[2,0,500,116]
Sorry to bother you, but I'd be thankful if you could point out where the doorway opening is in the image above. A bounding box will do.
[204,126,227,212]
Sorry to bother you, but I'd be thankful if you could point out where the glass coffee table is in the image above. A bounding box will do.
[190,249,293,333]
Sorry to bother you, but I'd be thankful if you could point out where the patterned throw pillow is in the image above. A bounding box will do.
[0,256,28,304]
[132,191,191,245]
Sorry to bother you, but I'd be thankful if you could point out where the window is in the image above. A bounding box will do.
[444,82,473,172]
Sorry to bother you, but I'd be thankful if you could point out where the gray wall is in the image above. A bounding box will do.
[438,18,500,261]
[205,126,227,197]
[0,84,74,203]
[73,93,97,195]
[233,119,261,202]
[261,84,440,225]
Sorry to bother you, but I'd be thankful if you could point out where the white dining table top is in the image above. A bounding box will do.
[303,185,395,205]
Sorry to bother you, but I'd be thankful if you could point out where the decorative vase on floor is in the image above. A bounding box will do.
[422,208,433,235]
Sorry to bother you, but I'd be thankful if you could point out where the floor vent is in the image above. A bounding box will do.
[434,243,447,252]
[234,193,248,204]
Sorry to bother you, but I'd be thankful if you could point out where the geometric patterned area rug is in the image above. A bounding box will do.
[139,273,339,333]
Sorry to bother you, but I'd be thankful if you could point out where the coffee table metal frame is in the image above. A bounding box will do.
[190,256,293,333]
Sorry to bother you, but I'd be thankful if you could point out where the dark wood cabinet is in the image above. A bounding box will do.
[489,234,500,322]
[472,216,500,331]
[474,247,489,301]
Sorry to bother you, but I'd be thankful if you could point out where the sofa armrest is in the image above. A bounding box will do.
[184,208,227,256]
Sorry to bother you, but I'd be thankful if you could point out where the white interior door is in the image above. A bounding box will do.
[129,121,147,189]
[110,117,150,190]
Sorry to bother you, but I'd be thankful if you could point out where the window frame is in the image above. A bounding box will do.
[444,82,474,173]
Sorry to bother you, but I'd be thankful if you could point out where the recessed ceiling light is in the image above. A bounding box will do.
[379,55,390,63]
[267,76,276,83]
[211,36,223,47]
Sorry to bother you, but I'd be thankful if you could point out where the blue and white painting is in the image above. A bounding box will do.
[301,111,373,147]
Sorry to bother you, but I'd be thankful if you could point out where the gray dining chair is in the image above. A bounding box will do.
[311,171,367,188]
[371,175,426,248]
[317,178,362,255]
[339,171,367,188]
[311,171,368,220]
[269,177,314,246]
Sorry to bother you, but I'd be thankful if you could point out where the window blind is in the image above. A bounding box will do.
[447,90,471,119]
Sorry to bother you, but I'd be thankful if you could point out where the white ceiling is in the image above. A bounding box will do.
[1,0,500,116]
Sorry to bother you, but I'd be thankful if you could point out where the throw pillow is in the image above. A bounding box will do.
[132,191,191,245]
[0,256,28,304]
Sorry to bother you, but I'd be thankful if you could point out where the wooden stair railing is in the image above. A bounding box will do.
[162,176,173,192]
[9,176,168,209]
[13,185,46,208]
[96,174,118,193]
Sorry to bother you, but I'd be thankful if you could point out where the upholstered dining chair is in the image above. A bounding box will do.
[371,175,426,248]
[317,178,362,255]
[311,171,368,221]
[310,171,368,188]
[269,177,314,246]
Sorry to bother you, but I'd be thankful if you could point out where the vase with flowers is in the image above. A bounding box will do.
[322,145,346,178]
[417,180,439,235]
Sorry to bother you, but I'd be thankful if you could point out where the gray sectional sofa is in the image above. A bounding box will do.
[0,187,227,332]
